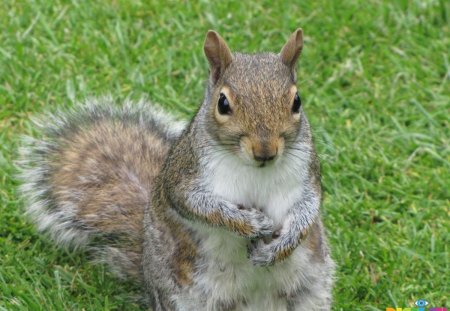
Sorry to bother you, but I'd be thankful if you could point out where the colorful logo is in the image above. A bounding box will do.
[386,299,446,311]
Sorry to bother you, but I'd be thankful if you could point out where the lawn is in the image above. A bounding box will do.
[0,0,448,310]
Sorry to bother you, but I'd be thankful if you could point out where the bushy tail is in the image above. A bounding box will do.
[17,97,185,282]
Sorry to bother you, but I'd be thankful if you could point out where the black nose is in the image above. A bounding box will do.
[253,154,276,162]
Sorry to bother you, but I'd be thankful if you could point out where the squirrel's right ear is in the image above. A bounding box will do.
[204,30,233,84]
[280,28,303,69]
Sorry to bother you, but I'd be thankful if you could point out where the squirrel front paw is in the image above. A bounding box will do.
[235,205,274,239]
[248,231,294,266]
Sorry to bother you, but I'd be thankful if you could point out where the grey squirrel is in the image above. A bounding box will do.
[18,29,335,311]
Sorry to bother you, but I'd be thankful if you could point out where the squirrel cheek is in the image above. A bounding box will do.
[277,136,285,158]
[239,136,254,161]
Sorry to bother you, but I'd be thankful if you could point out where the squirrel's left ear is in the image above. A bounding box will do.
[204,30,233,84]
[280,28,303,68]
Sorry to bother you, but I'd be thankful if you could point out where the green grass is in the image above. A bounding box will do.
[0,0,448,310]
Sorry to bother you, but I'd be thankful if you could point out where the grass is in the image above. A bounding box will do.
[0,0,448,310]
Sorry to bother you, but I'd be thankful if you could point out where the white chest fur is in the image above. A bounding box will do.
[203,153,309,227]
[183,152,317,311]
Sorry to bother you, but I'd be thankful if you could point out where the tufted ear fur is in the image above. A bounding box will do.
[204,30,233,84]
[280,28,303,69]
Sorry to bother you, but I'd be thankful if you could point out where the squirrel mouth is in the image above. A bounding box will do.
[257,160,277,168]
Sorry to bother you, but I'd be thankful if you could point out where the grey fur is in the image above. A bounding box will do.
[18,97,186,282]
[18,30,335,310]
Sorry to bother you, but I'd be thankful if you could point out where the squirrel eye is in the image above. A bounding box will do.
[292,92,301,113]
[218,93,232,115]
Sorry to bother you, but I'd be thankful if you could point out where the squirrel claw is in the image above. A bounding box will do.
[239,207,273,238]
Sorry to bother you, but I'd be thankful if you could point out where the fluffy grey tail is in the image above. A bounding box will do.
[17,97,185,282]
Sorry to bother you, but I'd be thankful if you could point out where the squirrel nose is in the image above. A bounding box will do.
[253,150,277,163]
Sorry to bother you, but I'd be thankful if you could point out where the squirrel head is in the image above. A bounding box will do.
[202,29,305,168]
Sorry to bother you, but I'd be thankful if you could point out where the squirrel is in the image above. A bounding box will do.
[18,29,335,311]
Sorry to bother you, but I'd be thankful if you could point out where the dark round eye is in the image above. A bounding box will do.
[292,92,301,113]
[218,93,232,115]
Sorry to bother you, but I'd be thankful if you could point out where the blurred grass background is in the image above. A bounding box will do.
[0,0,448,310]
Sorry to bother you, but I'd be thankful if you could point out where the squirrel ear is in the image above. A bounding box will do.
[204,30,233,84]
[280,28,303,68]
